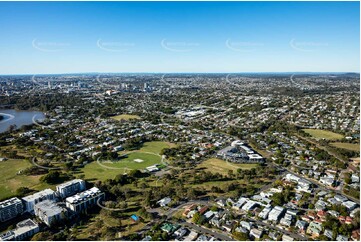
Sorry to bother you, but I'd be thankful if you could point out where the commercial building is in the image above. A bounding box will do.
[56,179,86,198]
[0,197,23,222]
[65,187,105,213]
[0,219,39,241]
[217,141,264,164]
[22,189,56,214]
[34,200,67,227]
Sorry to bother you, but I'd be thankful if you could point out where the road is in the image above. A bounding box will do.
[181,221,235,241]
[248,218,307,241]
[151,199,308,241]
[295,134,347,162]
[282,165,360,204]
[145,200,235,241]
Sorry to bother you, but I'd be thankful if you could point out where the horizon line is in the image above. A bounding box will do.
[0,71,359,76]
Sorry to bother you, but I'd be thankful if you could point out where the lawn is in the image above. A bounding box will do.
[197,158,258,176]
[331,142,360,152]
[302,129,344,140]
[0,159,42,200]
[111,114,141,121]
[80,141,176,182]
[137,141,177,154]
[100,152,162,170]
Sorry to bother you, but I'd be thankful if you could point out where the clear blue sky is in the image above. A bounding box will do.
[0,1,359,74]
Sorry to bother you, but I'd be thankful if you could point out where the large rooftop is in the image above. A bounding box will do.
[0,197,22,209]
[22,189,55,202]
[66,187,102,204]
[56,179,84,189]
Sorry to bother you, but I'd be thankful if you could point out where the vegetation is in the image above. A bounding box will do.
[111,114,141,121]
[330,142,360,152]
[0,158,42,200]
[80,141,175,181]
[197,158,258,176]
[302,129,344,140]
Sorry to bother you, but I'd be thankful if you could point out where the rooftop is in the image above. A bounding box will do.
[56,179,84,189]
[22,189,55,202]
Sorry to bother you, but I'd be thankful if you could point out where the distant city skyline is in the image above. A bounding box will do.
[0,1,359,74]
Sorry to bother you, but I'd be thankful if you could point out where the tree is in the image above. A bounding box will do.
[344,173,352,184]
[233,232,249,241]
[192,212,201,224]
[31,232,53,241]
[16,187,31,196]
[40,171,61,184]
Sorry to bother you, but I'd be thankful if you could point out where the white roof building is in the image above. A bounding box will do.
[22,189,56,214]
[268,206,285,222]
[258,206,272,220]
[56,179,86,199]
[66,187,105,213]
[0,219,39,241]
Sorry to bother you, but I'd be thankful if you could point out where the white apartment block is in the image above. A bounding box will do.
[0,219,39,241]
[0,197,23,222]
[65,187,105,213]
[22,189,56,214]
[34,200,66,227]
[56,179,86,198]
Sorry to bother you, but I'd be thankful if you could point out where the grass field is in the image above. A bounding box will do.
[111,114,141,121]
[303,129,344,140]
[0,159,42,200]
[331,142,360,152]
[80,141,176,181]
[197,158,258,176]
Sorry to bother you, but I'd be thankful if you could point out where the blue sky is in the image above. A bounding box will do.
[0,1,359,74]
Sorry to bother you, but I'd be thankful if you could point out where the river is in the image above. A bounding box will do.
[0,109,45,133]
